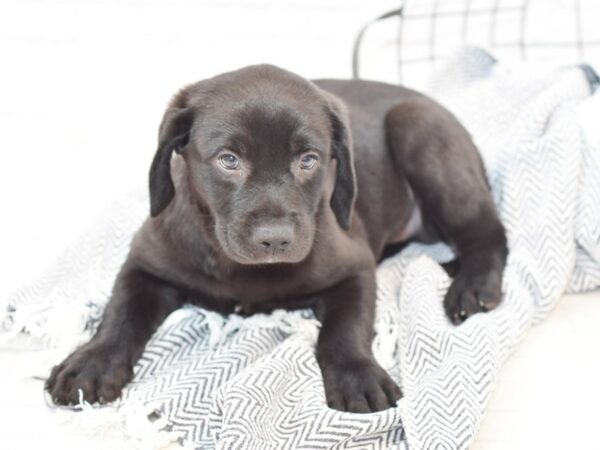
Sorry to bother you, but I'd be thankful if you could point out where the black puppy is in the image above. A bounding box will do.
[47,65,507,413]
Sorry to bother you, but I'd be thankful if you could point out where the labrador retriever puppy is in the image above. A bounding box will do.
[46,65,507,413]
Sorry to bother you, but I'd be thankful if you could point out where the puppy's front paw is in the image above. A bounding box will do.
[444,269,502,325]
[322,359,402,413]
[46,342,132,406]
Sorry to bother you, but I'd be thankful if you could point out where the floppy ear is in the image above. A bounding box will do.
[326,95,357,230]
[149,105,194,217]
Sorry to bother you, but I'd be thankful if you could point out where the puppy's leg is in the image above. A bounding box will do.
[386,97,508,325]
[46,261,184,405]
[315,268,402,413]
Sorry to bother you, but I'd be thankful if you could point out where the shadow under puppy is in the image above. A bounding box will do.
[47,65,507,413]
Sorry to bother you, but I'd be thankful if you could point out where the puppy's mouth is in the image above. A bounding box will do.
[230,249,302,265]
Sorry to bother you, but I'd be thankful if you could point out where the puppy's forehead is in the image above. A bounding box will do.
[236,99,329,145]
[194,66,331,153]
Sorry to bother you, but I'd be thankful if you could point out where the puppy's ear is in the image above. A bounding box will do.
[325,94,357,230]
[149,102,194,217]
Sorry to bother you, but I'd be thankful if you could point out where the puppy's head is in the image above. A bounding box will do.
[149,64,356,265]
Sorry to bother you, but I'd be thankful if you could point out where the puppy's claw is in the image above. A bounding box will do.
[444,269,503,325]
[45,344,132,407]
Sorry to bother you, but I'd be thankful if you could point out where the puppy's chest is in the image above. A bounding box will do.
[238,267,332,303]
[183,261,342,313]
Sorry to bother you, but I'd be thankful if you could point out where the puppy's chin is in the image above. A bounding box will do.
[227,252,309,266]
[223,246,311,266]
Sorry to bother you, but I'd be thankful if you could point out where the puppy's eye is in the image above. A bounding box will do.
[299,153,318,170]
[218,153,240,170]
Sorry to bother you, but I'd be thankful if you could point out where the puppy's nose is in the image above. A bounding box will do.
[253,224,293,251]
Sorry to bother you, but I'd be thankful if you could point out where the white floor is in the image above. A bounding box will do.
[471,290,600,450]
[1,290,599,450]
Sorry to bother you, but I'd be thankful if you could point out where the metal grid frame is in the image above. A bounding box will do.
[353,0,600,80]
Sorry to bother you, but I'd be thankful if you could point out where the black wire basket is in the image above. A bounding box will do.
[354,0,600,85]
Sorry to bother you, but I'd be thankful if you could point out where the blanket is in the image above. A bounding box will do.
[3,48,600,449]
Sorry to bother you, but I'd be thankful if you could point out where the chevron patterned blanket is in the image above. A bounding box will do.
[3,48,600,449]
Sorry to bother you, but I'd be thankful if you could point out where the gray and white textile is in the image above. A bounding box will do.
[3,48,600,449]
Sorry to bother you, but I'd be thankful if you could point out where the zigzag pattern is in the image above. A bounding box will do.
[3,48,600,449]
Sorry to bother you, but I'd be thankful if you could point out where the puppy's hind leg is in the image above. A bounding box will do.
[385,97,508,325]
